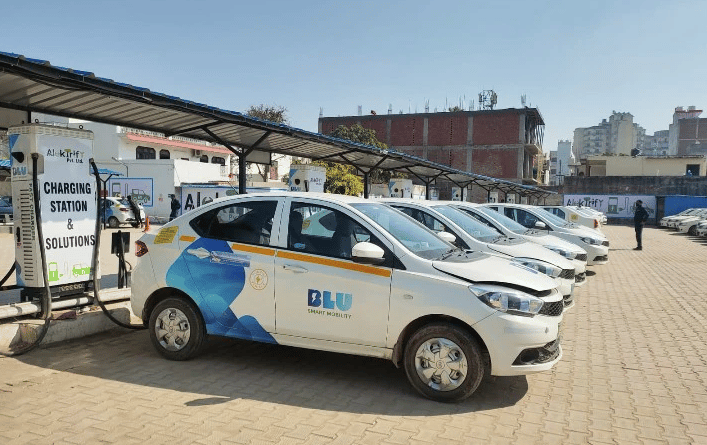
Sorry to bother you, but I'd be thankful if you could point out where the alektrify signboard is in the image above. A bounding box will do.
[39,133,97,286]
[180,186,239,215]
[565,194,656,219]
[108,178,153,207]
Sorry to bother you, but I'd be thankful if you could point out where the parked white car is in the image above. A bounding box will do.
[663,208,707,229]
[446,202,588,286]
[677,213,707,235]
[131,193,564,402]
[696,220,707,237]
[542,206,602,230]
[659,209,695,227]
[484,204,610,266]
[379,199,578,308]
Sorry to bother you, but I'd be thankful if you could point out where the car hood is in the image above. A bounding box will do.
[487,240,574,269]
[563,225,607,240]
[528,233,587,254]
[432,254,557,292]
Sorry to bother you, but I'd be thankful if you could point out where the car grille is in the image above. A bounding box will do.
[559,269,575,280]
[576,253,587,261]
[594,255,608,262]
[562,293,574,307]
[539,301,563,317]
[602,240,609,247]
[575,272,586,283]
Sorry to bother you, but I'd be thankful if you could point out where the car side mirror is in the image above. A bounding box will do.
[437,232,457,244]
[352,242,385,265]
[534,221,547,230]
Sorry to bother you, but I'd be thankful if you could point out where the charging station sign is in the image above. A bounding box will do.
[38,133,97,286]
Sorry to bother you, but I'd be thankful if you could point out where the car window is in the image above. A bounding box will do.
[392,206,470,249]
[351,203,451,260]
[189,200,277,246]
[474,206,528,234]
[432,205,502,242]
[289,202,375,260]
[503,207,515,220]
[515,209,541,229]
[556,209,566,219]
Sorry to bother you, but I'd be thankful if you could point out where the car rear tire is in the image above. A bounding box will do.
[688,225,697,236]
[149,297,206,361]
[403,323,484,402]
[108,216,120,228]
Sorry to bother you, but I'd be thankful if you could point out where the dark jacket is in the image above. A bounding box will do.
[634,205,648,226]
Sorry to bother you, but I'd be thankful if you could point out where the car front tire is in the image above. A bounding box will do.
[108,216,120,228]
[149,297,206,361]
[403,322,484,402]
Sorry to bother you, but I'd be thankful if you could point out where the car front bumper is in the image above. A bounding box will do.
[474,311,563,376]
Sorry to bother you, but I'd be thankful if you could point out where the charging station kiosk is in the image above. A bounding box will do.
[9,124,99,300]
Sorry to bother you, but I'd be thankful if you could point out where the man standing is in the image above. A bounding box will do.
[634,200,649,250]
[169,195,180,222]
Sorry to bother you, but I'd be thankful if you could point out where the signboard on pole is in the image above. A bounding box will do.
[107,177,154,207]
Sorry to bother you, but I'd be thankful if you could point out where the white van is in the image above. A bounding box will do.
[131,193,563,402]
[485,203,610,266]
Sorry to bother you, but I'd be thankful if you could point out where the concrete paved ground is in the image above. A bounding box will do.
[1,225,706,444]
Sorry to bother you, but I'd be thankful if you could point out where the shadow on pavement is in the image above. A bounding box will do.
[15,329,528,415]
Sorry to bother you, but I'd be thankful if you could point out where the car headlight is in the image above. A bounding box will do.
[512,258,562,278]
[544,245,576,260]
[469,284,544,317]
[580,237,601,245]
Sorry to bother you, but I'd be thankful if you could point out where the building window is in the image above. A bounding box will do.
[136,146,156,159]
[200,155,209,163]
[159,149,170,159]
[211,156,226,166]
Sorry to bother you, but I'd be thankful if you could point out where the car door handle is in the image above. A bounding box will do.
[283,264,308,273]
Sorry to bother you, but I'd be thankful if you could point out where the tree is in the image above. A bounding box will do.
[239,104,289,182]
[448,106,464,112]
[327,124,407,185]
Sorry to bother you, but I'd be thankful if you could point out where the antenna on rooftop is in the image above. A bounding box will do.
[319,107,323,118]
[478,90,498,110]
[388,104,393,114]
[521,94,527,107]
[357,105,362,116]
[425,100,429,113]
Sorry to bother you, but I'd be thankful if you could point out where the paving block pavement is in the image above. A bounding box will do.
[1,225,706,444]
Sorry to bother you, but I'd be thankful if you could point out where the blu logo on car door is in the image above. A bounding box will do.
[275,200,392,346]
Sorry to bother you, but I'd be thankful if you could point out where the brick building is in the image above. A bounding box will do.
[318,108,544,201]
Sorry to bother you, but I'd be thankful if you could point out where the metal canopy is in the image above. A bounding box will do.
[0,51,553,199]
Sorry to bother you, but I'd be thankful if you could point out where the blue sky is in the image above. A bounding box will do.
[3,0,706,152]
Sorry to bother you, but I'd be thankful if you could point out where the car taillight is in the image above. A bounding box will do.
[594,220,598,228]
[135,240,149,257]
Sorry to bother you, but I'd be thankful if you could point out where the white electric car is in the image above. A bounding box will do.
[446,202,588,286]
[131,193,564,402]
[484,203,610,266]
[379,199,578,308]
[542,206,602,230]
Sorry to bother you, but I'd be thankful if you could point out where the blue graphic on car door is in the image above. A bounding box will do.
[166,237,276,343]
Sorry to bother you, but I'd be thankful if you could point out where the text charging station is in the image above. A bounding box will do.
[10,124,99,300]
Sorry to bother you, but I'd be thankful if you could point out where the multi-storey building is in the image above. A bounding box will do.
[642,130,670,156]
[669,106,707,156]
[319,108,545,200]
[573,111,646,159]
[549,140,576,185]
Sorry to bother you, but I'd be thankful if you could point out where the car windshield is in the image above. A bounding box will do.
[351,203,452,260]
[535,208,574,227]
[431,205,503,242]
[472,206,529,235]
